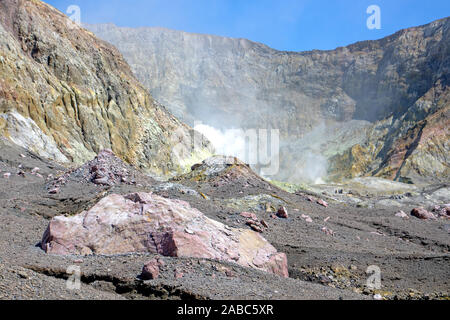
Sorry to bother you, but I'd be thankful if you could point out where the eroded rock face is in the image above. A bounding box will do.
[0,0,212,176]
[41,192,288,277]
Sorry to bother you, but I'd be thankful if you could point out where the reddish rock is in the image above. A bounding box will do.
[48,187,59,194]
[141,258,160,280]
[240,212,258,221]
[322,226,334,236]
[303,215,313,223]
[277,206,288,219]
[174,269,184,279]
[431,205,450,218]
[41,192,289,277]
[225,269,235,277]
[260,220,268,228]
[317,199,328,208]
[250,224,264,233]
[411,208,437,220]
[395,211,409,219]
[245,220,264,233]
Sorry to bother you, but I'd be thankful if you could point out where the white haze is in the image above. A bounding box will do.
[194,124,247,160]
[195,123,328,185]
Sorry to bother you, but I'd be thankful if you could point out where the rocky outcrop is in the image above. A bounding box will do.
[45,149,153,194]
[0,0,212,176]
[41,192,289,277]
[88,18,449,184]
[328,84,450,184]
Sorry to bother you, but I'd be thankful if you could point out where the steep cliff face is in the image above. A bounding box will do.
[88,18,449,184]
[0,0,212,176]
[329,82,449,184]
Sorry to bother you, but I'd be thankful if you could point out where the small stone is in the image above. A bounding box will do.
[3,172,11,179]
[395,211,409,219]
[174,269,184,279]
[322,226,334,236]
[260,220,268,228]
[141,259,160,280]
[317,199,328,208]
[225,269,235,278]
[48,187,60,194]
[17,270,29,279]
[373,294,383,300]
[93,176,111,186]
[250,224,263,233]
[277,206,288,219]
[240,212,258,221]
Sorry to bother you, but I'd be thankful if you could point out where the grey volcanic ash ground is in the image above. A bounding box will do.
[0,138,448,300]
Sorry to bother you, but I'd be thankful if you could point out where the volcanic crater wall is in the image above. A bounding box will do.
[88,18,449,184]
[0,0,212,176]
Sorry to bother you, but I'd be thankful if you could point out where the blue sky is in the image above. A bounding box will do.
[45,0,450,52]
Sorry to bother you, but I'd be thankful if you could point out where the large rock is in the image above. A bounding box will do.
[41,192,288,277]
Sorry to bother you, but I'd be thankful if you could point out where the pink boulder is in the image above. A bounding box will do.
[41,193,288,277]
[317,199,328,208]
